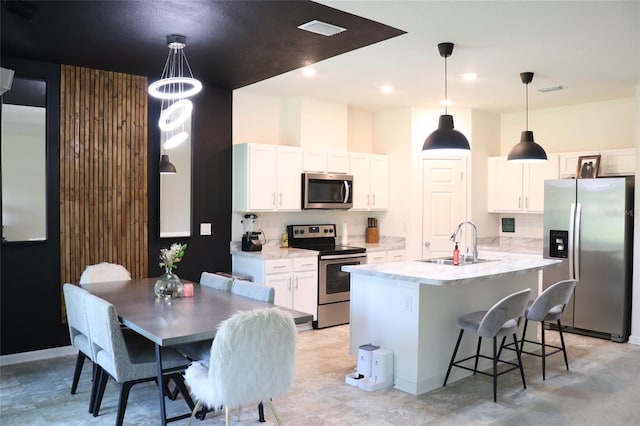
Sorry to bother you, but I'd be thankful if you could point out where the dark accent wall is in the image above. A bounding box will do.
[1,56,233,355]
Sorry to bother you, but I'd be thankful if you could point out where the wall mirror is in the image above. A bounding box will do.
[159,116,192,237]
[1,77,47,242]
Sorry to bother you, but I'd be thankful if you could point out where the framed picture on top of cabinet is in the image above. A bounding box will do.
[576,155,600,179]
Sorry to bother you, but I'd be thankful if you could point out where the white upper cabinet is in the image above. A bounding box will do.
[488,155,559,213]
[302,149,349,173]
[558,148,635,178]
[233,143,302,212]
[350,153,389,210]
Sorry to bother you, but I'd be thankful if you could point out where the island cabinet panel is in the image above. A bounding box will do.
[345,252,558,396]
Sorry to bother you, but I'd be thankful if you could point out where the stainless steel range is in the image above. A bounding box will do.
[287,224,366,329]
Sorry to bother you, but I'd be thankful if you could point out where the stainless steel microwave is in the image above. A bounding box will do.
[302,173,353,209]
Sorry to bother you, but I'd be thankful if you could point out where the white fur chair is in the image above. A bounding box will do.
[184,308,297,426]
[79,262,131,284]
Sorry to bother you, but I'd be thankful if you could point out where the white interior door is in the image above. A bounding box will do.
[422,158,465,259]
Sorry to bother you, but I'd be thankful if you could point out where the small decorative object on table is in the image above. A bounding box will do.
[154,243,187,299]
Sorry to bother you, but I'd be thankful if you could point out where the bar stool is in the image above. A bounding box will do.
[443,288,531,402]
[519,279,577,380]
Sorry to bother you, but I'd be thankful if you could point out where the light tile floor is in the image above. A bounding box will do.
[1,325,640,425]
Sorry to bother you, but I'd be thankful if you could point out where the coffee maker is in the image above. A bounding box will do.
[241,213,263,252]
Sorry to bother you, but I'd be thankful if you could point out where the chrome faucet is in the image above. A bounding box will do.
[450,221,478,263]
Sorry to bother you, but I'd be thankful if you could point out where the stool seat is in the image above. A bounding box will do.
[443,288,531,402]
[504,279,577,380]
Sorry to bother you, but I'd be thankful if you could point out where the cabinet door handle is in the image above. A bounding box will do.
[518,196,522,208]
[287,278,292,291]
[372,194,376,206]
[278,192,283,206]
[294,277,299,290]
[272,192,276,206]
[273,265,287,269]
[525,196,529,208]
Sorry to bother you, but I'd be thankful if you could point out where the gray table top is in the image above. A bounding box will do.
[81,278,313,346]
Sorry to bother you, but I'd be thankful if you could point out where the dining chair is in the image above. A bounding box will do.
[200,272,233,291]
[62,283,94,399]
[79,262,131,284]
[443,288,531,402]
[84,292,194,426]
[184,308,297,426]
[231,279,275,303]
[517,279,577,380]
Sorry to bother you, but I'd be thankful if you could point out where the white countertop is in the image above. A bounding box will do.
[342,251,560,286]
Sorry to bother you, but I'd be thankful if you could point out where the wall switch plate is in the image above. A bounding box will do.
[200,223,212,236]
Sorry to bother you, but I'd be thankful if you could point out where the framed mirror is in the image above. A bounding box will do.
[159,117,192,237]
[1,77,47,242]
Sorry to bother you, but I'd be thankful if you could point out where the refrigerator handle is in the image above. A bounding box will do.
[574,203,581,282]
[568,203,576,280]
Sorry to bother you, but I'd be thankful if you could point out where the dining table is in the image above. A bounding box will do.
[81,277,314,425]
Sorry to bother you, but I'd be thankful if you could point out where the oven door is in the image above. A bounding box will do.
[318,253,366,304]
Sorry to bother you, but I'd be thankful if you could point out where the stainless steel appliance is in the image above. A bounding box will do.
[543,177,634,342]
[301,173,353,209]
[241,213,263,252]
[287,224,366,328]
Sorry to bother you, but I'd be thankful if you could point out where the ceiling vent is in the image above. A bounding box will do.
[298,20,346,36]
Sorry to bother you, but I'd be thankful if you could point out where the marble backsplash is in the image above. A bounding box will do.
[477,236,543,255]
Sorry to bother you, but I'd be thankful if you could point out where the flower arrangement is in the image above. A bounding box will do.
[159,243,187,273]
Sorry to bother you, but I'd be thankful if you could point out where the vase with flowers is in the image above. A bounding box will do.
[154,243,187,299]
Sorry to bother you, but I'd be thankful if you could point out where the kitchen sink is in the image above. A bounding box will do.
[420,256,495,266]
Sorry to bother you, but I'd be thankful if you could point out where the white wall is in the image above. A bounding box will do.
[631,85,640,345]
[233,91,282,145]
[500,98,636,154]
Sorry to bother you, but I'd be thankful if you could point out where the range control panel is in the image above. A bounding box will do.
[287,224,336,240]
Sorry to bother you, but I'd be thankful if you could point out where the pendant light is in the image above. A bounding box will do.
[507,72,548,162]
[422,42,470,153]
[159,154,177,174]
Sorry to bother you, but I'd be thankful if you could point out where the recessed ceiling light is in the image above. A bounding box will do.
[298,20,346,37]
[380,85,394,94]
[461,73,477,81]
[301,67,317,77]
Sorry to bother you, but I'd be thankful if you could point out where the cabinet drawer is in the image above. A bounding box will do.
[387,250,406,262]
[293,257,317,272]
[265,259,292,274]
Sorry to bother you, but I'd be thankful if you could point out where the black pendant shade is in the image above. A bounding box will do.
[422,114,471,151]
[423,42,471,153]
[507,72,547,162]
[159,154,177,174]
[507,130,548,161]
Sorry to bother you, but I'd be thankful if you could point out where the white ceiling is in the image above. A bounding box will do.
[239,0,640,114]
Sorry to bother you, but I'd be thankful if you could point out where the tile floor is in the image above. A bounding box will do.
[1,324,640,425]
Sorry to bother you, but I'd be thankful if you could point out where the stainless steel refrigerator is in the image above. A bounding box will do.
[543,177,634,342]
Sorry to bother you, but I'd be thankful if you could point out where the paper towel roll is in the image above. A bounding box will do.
[341,222,348,245]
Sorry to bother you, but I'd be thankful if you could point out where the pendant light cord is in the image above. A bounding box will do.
[444,54,448,115]
[525,80,529,131]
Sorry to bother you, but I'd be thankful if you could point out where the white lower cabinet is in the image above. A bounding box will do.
[232,255,318,320]
[367,249,406,264]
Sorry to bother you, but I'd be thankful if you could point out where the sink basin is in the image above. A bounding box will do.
[420,256,495,266]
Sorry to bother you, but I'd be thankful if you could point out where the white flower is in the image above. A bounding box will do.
[159,243,187,272]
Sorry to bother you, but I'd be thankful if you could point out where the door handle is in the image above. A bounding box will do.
[424,242,431,247]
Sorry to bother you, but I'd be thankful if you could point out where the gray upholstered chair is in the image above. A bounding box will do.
[519,279,577,380]
[200,272,233,291]
[184,308,297,426]
[63,283,94,398]
[231,279,275,303]
[79,262,131,284]
[84,292,194,425]
[443,288,531,402]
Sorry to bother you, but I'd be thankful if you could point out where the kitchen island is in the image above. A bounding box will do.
[343,251,560,396]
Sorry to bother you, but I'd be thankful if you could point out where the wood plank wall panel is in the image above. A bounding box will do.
[59,65,148,295]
